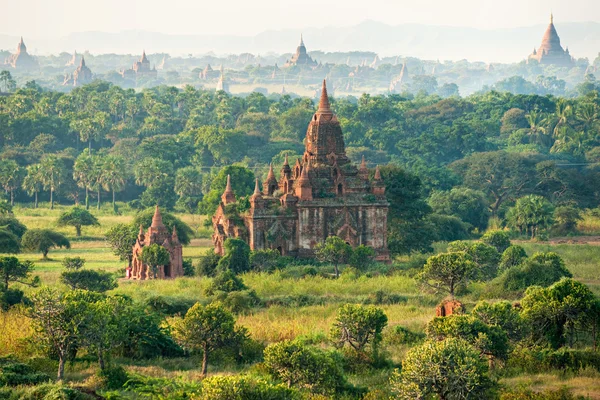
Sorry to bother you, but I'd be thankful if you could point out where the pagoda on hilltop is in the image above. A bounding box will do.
[128,206,183,280]
[284,35,318,67]
[63,56,93,87]
[4,37,37,69]
[212,80,389,261]
[528,14,574,67]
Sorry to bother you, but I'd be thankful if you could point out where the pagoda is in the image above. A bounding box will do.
[528,14,574,67]
[284,35,318,67]
[121,50,157,79]
[128,206,183,280]
[63,56,93,87]
[212,80,389,261]
[4,37,37,69]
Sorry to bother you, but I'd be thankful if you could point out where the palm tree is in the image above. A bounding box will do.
[91,156,104,210]
[0,160,22,206]
[73,151,95,210]
[99,155,127,212]
[525,110,551,146]
[576,102,599,134]
[22,164,43,208]
[40,155,66,210]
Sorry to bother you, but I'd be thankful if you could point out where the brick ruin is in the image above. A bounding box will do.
[127,206,183,280]
[212,79,389,261]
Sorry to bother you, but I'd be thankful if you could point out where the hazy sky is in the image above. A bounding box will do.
[4,0,600,38]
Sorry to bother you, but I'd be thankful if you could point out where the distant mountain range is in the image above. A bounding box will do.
[2,20,600,63]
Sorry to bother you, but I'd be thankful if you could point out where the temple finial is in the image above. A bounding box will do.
[318,79,332,113]
[374,166,382,181]
[550,12,553,24]
[253,178,261,195]
[225,174,232,192]
[284,154,289,166]
[151,205,164,228]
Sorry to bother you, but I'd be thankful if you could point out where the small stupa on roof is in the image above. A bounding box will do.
[4,37,37,69]
[284,34,318,67]
[528,14,574,67]
[63,56,93,87]
[128,206,184,280]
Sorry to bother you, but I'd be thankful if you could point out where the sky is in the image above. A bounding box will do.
[4,0,600,38]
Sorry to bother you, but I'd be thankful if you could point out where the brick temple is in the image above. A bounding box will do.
[528,14,574,67]
[212,80,389,261]
[128,206,183,280]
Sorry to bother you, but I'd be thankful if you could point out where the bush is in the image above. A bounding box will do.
[216,290,262,314]
[508,346,600,374]
[363,290,407,305]
[501,387,585,400]
[0,289,24,310]
[384,326,425,346]
[60,270,117,292]
[205,270,247,296]
[18,383,94,400]
[499,245,527,272]
[217,239,250,274]
[182,258,194,276]
[427,213,471,242]
[121,307,184,359]
[145,296,196,316]
[497,252,571,292]
[552,206,582,236]
[200,376,297,400]
[0,357,50,387]
[61,257,85,270]
[481,230,511,253]
[348,245,376,271]
[249,249,287,272]
[0,216,27,239]
[196,251,221,277]
[97,365,129,390]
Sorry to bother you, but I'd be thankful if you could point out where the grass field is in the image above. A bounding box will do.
[3,207,600,397]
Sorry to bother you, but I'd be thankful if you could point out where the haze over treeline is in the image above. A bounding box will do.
[2,20,600,63]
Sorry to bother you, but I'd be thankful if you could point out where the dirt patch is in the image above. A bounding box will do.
[514,236,600,246]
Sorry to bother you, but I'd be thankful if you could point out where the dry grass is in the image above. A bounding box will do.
[0,307,33,357]
[501,372,600,399]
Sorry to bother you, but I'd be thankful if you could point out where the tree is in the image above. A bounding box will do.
[73,152,96,210]
[139,244,170,279]
[447,241,500,281]
[418,252,476,297]
[196,250,221,277]
[348,245,376,271]
[330,304,387,360]
[552,205,582,235]
[174,166,203,213]
[105,223,137,268]
[57,207,100,237]
[249,249,284,272]
[204,269,247,296]
[521,278,598,349]
[499,245,528,272]
[263,340,347,394]
[40,155,67,210]
[0,256,36,290]
[0,160,22,206]
[217,238,251,274]
[22,164,44,208]
[507,195,554,238]
[61,269,117,292]
[390,338,496,400]
[0,71,16,93]
[99,155,128,212]
[0,216,27,238]
[0,229,20,254]
[498,251,572,292]
[28,288,91,381]
[429,187,490,232]
[172,302,245,376]
[315,236,352,278]
[480,230,511,253]
[198,166,255,215]
[132,208,193,245]
[472,301,524,342]
[21,229,70,259]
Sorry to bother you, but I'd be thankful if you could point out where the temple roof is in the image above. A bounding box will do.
[539,14,563,54]
[151,205,165,228]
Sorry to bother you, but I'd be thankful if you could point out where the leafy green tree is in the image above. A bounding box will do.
[28,288,91,381]
[521,278,598,348]
[249,249,284,272]
[204,269,247,296]
[499,245,528,272]
[132,208,193,245]
[105,223,137,268]
[0,256,36,290]
[507,195,555,238]
[22,164,44,208]
[200,375,297,400]
[263,340,347,394]
[40,155,67,210]
[140,244,170,279]
[0,216,27,238]
[426,314,509,361]
[552,205,582,235]
[315,236,352,278]
[21,229,70,259]
[0,71,16,93]
[73,152,96,210]
[481,230,511,253]
[472,301,524,342]
[174,166,203,213]
[57,207,100,237]
[61,256,85,270]
[330,304,387,360]
[447,241,500,281]
[348,245,376,271]
[418,252,476,297]
[134,157,176,209]
[217,238,251,274]
[61,270,117,292]
[0,229,20,254]
[429,187,490,231]
[173,302,246,376]
[390,338,496,400]
[198,166,255,215]
[196,250,221,277]
[0,160,22,206]
[497,251,572,292]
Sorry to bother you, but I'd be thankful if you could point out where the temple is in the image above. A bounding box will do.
[212,80,389,261]
[215,65,230,92]
[128,206,184,280]
[4,37,37,69]
[121,50,157,79]
[284,35,318,67]
[528,14,574,67]
[63,56,93,87]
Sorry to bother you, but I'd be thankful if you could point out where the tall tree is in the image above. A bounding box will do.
[22,164,43,208]
[99,155,127,212]
[73,152,95,210]
[0,160,22,206]
[39,155,66,210]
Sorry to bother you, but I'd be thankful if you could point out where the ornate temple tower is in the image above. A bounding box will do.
[128,206,184,280]
[212,80,389,261]
[4,37,37,69]
[528,14,574,67]
[284,35,318,67]
[63,56,93,87]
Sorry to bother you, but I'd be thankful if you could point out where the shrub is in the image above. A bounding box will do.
[499,245,527,272]
[249,249,286,272]
[200,376,297,400]
[497,252,571,292]
[481,230,511,253]
[348,245,376,271]
[427,213,471,242]
[182,258,194,276]
[205,269,247,296]
[145,296,195,316]
[472,301,524,342]
[61,257,85,270]
[0,289,25,310]
[508,346,600,374]
[500,387,585,400]
[217,239,250,274]
[121,307,183,359]
[60,270,117,292]
[364,290,407,305]
[196,251,221,277]
[0,357,51,387]
[18,383,94,400]
[552,206,582,236]
[263,340,347,395]
[97,365,129,390]
[216,290,262,314]
[384,326,425,346]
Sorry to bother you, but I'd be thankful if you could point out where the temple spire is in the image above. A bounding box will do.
[300,33,305,47]
[80,55,85,67]
[374,165,382,181]
[317,79,332,114]
[221,174,236,204]
[550,12,554,24]
[267,163,276,180]
[284,154,289,166]
[253,178,261,196]
[151,205,165,228]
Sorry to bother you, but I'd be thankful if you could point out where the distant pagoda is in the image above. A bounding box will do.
[121,50,157,79]
[63,56,93,87]
[4,37,37,69]
[284,35,318,67]
[216,65,230,93]
[528,14,574,67]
